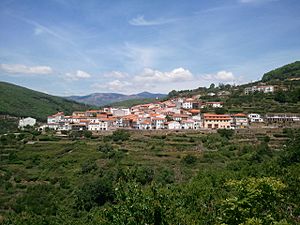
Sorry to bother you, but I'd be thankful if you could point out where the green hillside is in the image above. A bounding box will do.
[262,61,300,82]
[0,81,90,121]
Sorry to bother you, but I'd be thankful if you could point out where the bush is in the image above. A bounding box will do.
[217,129,234,139]
[14,184,58,215]
[75,177,114,211]
[155,167,175,184]
[83,130,92,139]
[111,129,130,142]
[134,166,154,185]
[98,143,114,153]
[181,154,197,165]
[81,160,97,174]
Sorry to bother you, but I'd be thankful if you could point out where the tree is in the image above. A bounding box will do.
[209,83,216,90]
[215,107,227,114]
[112,129,130,142]
[274,91,286,103]
[168,90,178,98]
[219,177,287,225]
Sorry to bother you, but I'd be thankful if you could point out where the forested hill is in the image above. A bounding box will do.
[262,61,300,82]
[0,81,89,121]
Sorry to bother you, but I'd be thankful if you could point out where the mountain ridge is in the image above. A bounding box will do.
[66,91,166,106]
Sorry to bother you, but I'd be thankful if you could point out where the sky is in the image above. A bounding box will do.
[0,0,300,96]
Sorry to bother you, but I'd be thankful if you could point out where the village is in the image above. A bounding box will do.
[17,84,300,132]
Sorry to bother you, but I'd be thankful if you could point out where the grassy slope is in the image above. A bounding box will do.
[0,82,90,121]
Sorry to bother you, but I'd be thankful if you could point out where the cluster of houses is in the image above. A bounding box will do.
[244,84,287,95]
[41,96,299,132]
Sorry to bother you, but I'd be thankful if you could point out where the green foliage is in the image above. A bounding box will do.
[217,129,234,139]
[81,159,97,174]
[83,130,92,138]
[0,81,89,121]
[219,177,286,225]
[14,184,59,215]
[132,166,155,185]
[1,130,300,224]
[262,61,300,82]
[215,107,227,114]
[75,177,114,211]
[98,142,114,153]
[0,117,18,134]
[154,167,175,184]
[111,129,130,142]
[181,154,197,165]
[168,90,179,98]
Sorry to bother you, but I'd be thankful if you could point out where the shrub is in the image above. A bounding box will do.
[98,143,114,153]
[181,154,197,165]
[75,177,114,211]
[81,160,97,174]
[217,129,234,139]
[155,167,175,184]
[112,129,130,142]
[134,166,154,185]
[14,184,58,215]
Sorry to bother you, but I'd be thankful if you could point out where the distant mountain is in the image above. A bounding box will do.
[0,81,89,121]
[66,92,166,106]
[262,61,300,82]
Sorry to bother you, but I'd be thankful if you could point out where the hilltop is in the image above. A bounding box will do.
[262,61,300,82]
[0,81,89,121]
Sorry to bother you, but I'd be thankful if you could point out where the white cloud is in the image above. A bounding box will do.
[134,67,193,83]
[129,15,176,26]
[92,80,132,92]
[0,63,53,75]
[203,70,236,82]
[103,71,128,78]
[65,70,91,81]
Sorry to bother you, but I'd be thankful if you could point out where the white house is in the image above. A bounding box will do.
[111,108,131,117]
[244,85,274,94]
[181,119,194,129]
[138,120,152,130]
[18,117,36,128]
[231,113,249,129]
[165,121,181,130]
[47,112,64,124]
[248,113,264,123]
[151,118,167,129]
[202,102,223,108]
[182,99,194,109]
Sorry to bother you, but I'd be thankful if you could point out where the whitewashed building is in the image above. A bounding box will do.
[248,113,264,123]
[151,118,167,129]
[165,121,181,130]
[18,117,36,128]
[181,119,195,129]
[244,85,274,94]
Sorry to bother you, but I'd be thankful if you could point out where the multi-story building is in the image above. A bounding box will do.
[231,113,249,129]
[244,85,274,94]
[203,114,232,129]
[265,113,300,123]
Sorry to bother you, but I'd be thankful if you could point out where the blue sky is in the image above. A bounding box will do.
[0,0,299,96]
